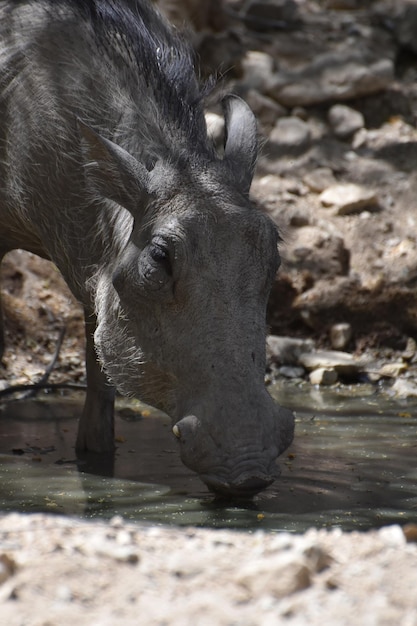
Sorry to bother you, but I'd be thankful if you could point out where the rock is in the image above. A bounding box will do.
[267,52,394,107]
[403,524,417,543]
[390,378,417,398]
[309,367,338,386]
[328,104,364,140]
[299,350,365,377]
[286,226,350,277]
[245,90,287,130]
[268,117,311,156]
[395,5,417,55]
[241,0,299,32]
[303,167,337,193]
[267,335,315,365]
[324,0,361,8]
[288,210,310,227]
[302,543,333,573]
[319,183,378,215]
[0,554,16,585]
[279,365,305,379]
[241,51,275,92]
[402,337,416,361]
[378,362,408,378]
[237,553,311,598]
[330,323,352,350]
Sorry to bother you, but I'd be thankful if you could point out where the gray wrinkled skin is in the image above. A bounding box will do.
[0,0,294,496]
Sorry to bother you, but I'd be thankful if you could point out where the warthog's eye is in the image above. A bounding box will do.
[149,239,172,276]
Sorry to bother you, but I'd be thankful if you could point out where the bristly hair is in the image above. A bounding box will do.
[7,0,214,152]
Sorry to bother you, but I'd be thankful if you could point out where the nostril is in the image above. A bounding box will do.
[201,473,276,498]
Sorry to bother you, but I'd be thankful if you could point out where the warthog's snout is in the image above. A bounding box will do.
[200,470,279,498]
[173,405,294,497]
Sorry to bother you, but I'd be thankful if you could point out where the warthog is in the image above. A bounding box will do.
[0,0,294,496]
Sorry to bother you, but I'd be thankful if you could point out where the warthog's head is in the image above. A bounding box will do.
[80,96,294,497]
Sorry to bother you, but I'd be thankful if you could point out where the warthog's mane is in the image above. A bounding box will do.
[5,0,214,158]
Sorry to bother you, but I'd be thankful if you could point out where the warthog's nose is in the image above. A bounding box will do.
[173,413,284,498]
[200,472,278,498]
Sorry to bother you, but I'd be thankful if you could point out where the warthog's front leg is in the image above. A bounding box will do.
[76,309,115,452]
[0,252,6,361]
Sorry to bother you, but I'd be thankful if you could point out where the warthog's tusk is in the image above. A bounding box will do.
[172,424,181,438]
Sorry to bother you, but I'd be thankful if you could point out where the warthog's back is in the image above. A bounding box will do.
[0,0,210,297]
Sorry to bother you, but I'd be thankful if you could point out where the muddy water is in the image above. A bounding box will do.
[0,382,416,532]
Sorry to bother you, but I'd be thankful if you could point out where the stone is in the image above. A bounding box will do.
[324,0,361,8]
[0,554,16,585]
[390,379,417,398]
[395,5,417,55]
[403,524,417,543]
[299,350,365,377]
[328,104,364,139]
[241,51,275,92]
[237,553,311,599]
[309,367,338,386]
[268,117,311,156]
[378,363,408,378]
[303,167,336,193]
[267,52,394,107]
[402,337,416,361]
[267,335,315,365]
[319,183,378,215]
[286,226,350,277]
[241,0,299,32]
[245,90,287,130]
[330,323,352,350]
[279,365,305,379]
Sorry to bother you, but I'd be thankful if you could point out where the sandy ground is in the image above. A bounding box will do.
[1,513,417,626]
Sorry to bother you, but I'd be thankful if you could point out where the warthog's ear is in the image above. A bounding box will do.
[222,95,258,196]
[77,118,150,214]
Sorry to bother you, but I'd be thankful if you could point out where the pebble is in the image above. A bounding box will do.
[330,323,352,350]
[303,167,336,193]
[267,335,315,365]
[403,524,417,543]
[268,116,311,155]
[241,50,275,92]
[0,554,16,584]
[286,226,350,277]
[319,183,378,215]
[237,553,311,599]
[378,362,408,378]
[309,367,338,386]
[402,337,416,361]
[299,350,364,377]
[395,4,417,55]
[267,53,394,107]
[241,0,299,32]
[246,89,287,129]
[390,378,417,398]
[328,104,364,139]
[279,365,305,379]
[75,533,140,564]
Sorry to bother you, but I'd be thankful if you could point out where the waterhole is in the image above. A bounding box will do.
[0,381,416,532]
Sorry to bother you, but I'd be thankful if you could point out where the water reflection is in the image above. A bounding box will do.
[0,382,416,532]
